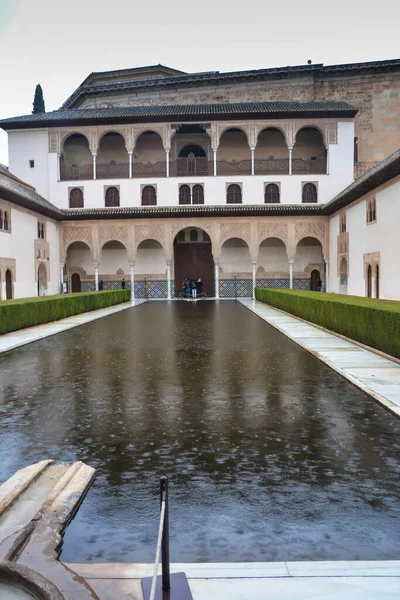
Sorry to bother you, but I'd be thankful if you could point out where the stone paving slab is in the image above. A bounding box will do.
[239,299,400,417]
[0,300,146,355]
[66,562,400,600]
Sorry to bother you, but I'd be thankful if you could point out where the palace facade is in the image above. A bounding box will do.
[0,59,399,301]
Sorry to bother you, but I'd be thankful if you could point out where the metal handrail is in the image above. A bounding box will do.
[149,476,169,600]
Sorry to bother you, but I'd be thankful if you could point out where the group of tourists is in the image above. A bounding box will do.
[182,277,203,298]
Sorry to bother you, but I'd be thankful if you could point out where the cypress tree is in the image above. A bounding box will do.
[32,84,46,114]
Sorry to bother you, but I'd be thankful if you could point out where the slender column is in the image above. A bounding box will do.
[214,261,219,299]
[289,260,294,289]
[57,153,61,182]
[213,149,217,176]
[128,152,133,179]
[94,264,99,291]
[92,153,97,180]
[325,259,329,293]
[371,275,376,299]
[166,261,172,299]
[252,261,257,299]
[130,263,135,300]
[60,263,64,293]
[325,145,329,175]
[166,150,170,177]
[250,148,255,176]
[288,146,293,175]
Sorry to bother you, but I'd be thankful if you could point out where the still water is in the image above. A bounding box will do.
[0,302,399,562]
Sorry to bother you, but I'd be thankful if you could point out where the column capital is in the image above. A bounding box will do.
[129,262,135,268]
[288,259,294,264]
[91,152,97,157]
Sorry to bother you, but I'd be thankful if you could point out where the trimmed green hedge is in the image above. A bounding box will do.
[0,290,131,336]
[255,288,400,358]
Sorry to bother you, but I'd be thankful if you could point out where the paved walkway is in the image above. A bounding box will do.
[66,561,400,599]
[0,299,146,355]
[239,298,400,418]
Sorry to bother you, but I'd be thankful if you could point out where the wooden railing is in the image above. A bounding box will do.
[60,156,327,180]
[292,158,327,175]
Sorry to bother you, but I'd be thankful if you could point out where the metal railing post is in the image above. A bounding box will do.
[160,476,170,592]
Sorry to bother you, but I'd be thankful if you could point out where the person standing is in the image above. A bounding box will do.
[317,277,322,292]
[121,278,126,289]
[99,279,104,291]
[191,278,197,298]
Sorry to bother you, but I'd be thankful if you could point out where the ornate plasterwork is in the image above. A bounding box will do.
[98,224,129,250]
[134,224,165,250]
[50,118,340,155]
[0,257,16,282]
[294,221,327,258]
[257,222,289,248]
[363,251,380,277]
[220,222,251,246]
[62,225,94,261]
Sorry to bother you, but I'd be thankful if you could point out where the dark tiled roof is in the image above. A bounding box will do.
[61,58,400,109]
[62,204,325,220]
[0,101,357,130]
[323,149,400,214]
[0,172,64,219]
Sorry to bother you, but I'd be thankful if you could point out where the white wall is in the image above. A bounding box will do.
[0,200,60,299]
[329,176,400,299]
[8,130,49,199]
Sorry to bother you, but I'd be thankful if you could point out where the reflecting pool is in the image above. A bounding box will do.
[0,302,399,562]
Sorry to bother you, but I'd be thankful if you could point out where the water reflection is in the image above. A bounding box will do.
[0,302,399,562]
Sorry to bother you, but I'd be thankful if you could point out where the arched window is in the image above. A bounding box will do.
[38,222,41,238]
[41,223,45,239]
[0,210,3,229]
[375,265,379,299]
[179,185,191,205]
[4,212,9,231]
[189,229,198,242]
[105,187,120,207]
[227,184,242,204]
[69,188,84,208]
[142,186,157,206]
[192,184,204,205]
[302,183,317,203]
[265,184,280,203]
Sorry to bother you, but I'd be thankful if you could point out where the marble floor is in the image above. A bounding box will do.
[240,298,400,418]
[67,561,400,599]
[0,299,146,355]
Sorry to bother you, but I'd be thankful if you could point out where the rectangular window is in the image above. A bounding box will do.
[29,160,35,168]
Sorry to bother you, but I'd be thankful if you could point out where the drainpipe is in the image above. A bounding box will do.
[214,261,220,299]
[130,263,135,300]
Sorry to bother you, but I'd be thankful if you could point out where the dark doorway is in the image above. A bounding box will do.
[174,229,214,297]
[310,269,320,291]
[5,269,12,299]
[71,272,81,293]
[367,265,372,298]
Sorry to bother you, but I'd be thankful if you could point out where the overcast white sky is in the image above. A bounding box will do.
[0,0,399,166]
